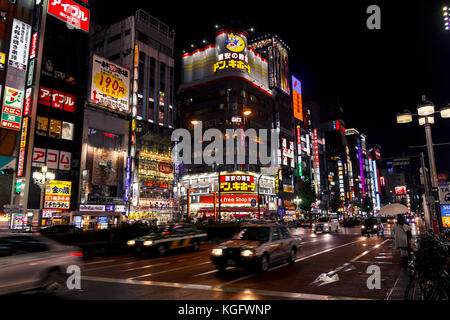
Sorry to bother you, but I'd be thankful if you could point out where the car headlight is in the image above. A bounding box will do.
[212,248,223,256]
[241,249,254,257]
[127,240,135,246]
[324,223,329,227]
[143,240,153,246]
[361,225,365,229]
[312,223,315,227]
[374,225,378,229]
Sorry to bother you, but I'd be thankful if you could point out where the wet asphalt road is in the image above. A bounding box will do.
[49,223,421,300]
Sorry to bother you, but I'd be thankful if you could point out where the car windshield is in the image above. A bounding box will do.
[317,218,329,222]
[232,227,270,243]
[365,219,377,224]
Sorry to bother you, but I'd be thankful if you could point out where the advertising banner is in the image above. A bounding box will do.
[44,180,72,209]
[219,173,255,193]
[47,0,90,32]
[1,86,24,131]
[292,76,303,121]
[8,19,31,71]
[90,54,130,113]
[16,117,28,177]
[200,194,258,205]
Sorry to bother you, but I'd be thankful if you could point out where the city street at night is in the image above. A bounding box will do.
[0,0,449,315]
[45,225,412,300]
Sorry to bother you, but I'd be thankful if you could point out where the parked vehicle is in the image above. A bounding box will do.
[127,223,208,256]
[210,224,301,272]
[0,233,83,296]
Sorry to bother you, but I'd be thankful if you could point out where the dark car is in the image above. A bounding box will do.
[210,224,301,272]
[127,223,208,256]
[361,218,384,236]
[39,225,83,234]
[297,219,313,228]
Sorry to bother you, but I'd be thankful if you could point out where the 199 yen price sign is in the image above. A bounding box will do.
[90,54,130,113]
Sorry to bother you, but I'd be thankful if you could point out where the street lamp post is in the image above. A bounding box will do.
[32,165,55,229]
[209,191,217,221]
[396,97,450,233]
[186,189,195,221]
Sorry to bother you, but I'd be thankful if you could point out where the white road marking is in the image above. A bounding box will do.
[128,261,211,280]
[84,261,137,272]
[121,262,171,272]
[82,275,370,300]
[295,239,365,263]
[192,269,219,277]
[83,259,116,266]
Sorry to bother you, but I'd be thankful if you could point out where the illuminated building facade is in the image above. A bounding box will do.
[90,9,176,224]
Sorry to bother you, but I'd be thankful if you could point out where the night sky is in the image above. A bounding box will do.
[92,0,450,173]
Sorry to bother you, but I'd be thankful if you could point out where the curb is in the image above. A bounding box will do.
[386,266,409,300]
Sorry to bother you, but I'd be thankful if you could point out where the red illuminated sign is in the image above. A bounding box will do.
[23,88,32,116]
[30,32,38,59]
[39,87,75,112]
[395,186,407,195]
[200,194,257,204]
[47,0,90,33]
[158,161,173,174]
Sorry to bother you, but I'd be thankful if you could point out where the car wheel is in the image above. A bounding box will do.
[313,231,317,234]
[335,226,339,233]
[329,227,332,233]
[157,244,167,256]
[41,269,66,295]
[192,241,200,252]
[259,255,269,272]
[287,247,296,264]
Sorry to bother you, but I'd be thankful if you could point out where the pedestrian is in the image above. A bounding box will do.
[392,214,411,267]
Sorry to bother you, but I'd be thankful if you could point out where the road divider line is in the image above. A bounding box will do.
[83,259,116,266]
[121,262,171,272]
[84,261,137,272]
[128,261,211,280]
[81,275,370,300]
[192,269,219,277]
[295,239,365,263]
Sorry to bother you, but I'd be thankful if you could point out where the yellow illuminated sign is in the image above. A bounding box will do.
[213,59,250,73]
[219,174,255,193]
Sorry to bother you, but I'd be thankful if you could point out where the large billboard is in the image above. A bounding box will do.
[181,30,270,93]
[47,0,90,33]
[292,76,303,121]
[8,19,31,71]
[249,37,290,95]
[89,54,131,113]
[1,86,24,131]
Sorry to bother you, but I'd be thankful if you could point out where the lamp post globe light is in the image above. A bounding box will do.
[396,96,448,233]
[32,165,55,229]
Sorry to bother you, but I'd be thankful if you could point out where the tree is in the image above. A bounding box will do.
[362,195,373,215]
[297,179,316,219]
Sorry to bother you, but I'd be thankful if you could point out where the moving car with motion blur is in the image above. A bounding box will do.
[0,233,83,296]
[210,224,301,272]
[39,225,83,234]
[127,223,208,256]
[361,217,384,236]
[312,217,339,233]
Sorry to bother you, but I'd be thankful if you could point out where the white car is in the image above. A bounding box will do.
[0,233,83,296]
[312,217,339,233]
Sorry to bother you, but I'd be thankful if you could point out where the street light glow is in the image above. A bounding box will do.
[417,100,435,116]
[440,105,450,118]
[396,111,413,123]
[418,116,435,126]
[191,120,200,125]
[243,110,252,116]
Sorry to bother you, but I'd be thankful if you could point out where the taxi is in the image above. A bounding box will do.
[126,223,208,256]
[210,224,301,272]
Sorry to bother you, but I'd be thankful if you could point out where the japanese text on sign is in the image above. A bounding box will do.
[219,174,255,193]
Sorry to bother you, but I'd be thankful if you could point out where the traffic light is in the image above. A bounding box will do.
[0,168,14,175]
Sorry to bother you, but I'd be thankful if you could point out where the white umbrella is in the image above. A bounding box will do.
[378,203,408,216]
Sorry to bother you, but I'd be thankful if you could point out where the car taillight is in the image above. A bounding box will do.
[70,252,83,257]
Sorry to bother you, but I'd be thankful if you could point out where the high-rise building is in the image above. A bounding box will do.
[90,9,176,224]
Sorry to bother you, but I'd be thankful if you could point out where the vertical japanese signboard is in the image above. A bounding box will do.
[292,76,303,121]
[1,86,24,130]
[17,117,28,177]
[90,55,130,113]
[8,19,31,71]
